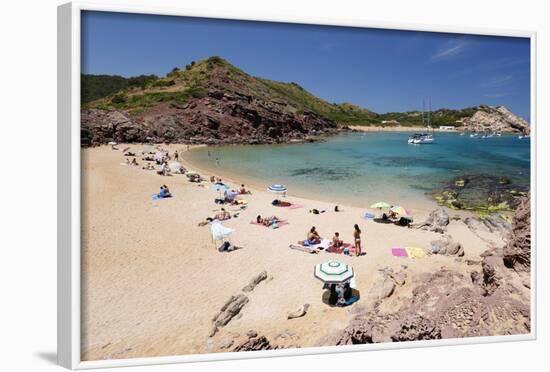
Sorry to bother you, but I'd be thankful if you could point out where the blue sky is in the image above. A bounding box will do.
[81,11,531,120]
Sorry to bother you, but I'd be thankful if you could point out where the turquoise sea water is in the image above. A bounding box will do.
[187,132,531,209]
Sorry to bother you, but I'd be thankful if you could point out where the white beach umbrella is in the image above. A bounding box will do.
[142,145,155,154]
[314,261,354,284]
[108,141,117,146]
[154,151,165,163]
[167,161,185,174]
[210,221,234,241]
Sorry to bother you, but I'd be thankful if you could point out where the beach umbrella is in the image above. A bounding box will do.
[108,141,117,146]
[390,205,409,216]
[142,145,154,154]
[167,161,185,174]
[314,261,354,284]
[370,202,391,209]
[154,151,165,163]
[209,183,230,192]
[224,189,239,202]
[209,183,230,198]
[268,184,288,194]
[268,184,287,200]
[210,221,234,241]
[186,170,199,178]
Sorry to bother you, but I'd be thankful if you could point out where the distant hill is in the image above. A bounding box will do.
[81,57,529,146]
[81,74,159,104]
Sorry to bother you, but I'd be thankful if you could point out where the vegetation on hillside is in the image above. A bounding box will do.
[81,74,159,104]
[81,57,488,127]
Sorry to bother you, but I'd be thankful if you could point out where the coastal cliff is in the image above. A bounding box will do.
[459,105,530,134]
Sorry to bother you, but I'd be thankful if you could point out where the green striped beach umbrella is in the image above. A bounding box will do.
[314,261,354,284]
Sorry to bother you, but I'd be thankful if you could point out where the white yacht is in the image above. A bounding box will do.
[408,133,435,144]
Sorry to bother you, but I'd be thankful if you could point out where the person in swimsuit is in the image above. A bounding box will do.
[307,226,321,245]
[332,232,343,248]
[353,224,362,256]
[239,184,252,194]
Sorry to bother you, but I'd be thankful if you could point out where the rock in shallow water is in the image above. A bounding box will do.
[432,174,527,212]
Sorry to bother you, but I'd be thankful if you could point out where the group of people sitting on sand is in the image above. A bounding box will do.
[299,225,363,256]
[324,281,355,306]
[157,185,172,198]
[125,157,139,166]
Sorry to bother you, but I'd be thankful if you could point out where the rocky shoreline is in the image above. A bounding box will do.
[431,174,529,213]
[231,196,531,350]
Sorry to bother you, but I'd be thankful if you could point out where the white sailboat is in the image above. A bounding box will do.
[408,99,435,144]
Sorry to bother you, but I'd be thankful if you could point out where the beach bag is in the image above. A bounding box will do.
[311,209,320,214]
[343,247,350,255]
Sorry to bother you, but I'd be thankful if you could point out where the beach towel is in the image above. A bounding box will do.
[392,247,408,257]
[326,243,354,254]
[362,212,375,220]
[305,238,331,250]
[289,244,318,254]
[406,246,427,259]
[250,220,288,228]
[287,203,303,210]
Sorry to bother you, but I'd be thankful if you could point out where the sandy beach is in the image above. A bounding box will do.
[81,144,512,361]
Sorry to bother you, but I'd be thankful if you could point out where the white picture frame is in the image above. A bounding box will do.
[57,1,537,369]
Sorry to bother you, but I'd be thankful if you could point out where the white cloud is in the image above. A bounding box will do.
[431,39,470,60]
[481,75,513,88]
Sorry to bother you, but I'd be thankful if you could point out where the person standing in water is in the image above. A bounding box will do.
[353,224,362,256]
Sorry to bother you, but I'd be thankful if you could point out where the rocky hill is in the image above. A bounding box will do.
[458,105,530,134]
[81,57,530,146]
[81,57,352,146]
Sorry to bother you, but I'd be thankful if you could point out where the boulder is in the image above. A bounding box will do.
[287,304,310,320]
[430,235,464,256]
[233,334,277,352]
[242,271,268,292]
[411,209,449,233]
[210,294,249,337]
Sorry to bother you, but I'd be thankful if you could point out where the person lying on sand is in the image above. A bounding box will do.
[210,176,216,183]
[239,184,252,194]
[197,208,231,226]
[332,232,343,248]
[256,215,280,227]
[188,174,202,182]
[142,162,155,170]
[198,217,214,227]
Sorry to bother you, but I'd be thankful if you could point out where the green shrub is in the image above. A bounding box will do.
[111,93,127,104]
